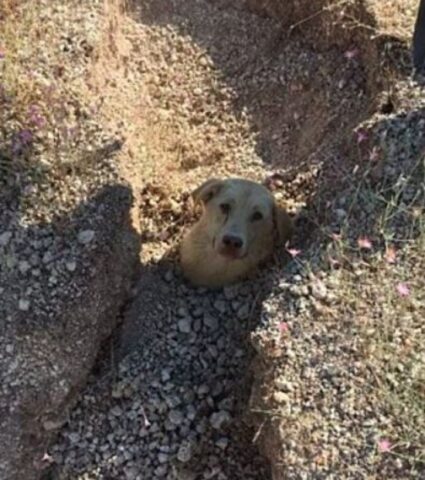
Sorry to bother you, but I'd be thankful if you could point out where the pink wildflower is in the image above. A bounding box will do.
[42,452,54,463]
[278,322,289,334]
[369,147,379,161]
[286,247,301,258]
[378,438,392,453]
[344,48,359,59]
[356,129,368,144]
[357,237,372,250]
[396,283,410,297]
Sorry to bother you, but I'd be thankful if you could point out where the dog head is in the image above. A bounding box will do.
[191,178,292,260]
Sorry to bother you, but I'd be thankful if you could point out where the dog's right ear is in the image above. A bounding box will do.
[192,178,224,206]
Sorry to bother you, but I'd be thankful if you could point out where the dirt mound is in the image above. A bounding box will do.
[246,0,415,90]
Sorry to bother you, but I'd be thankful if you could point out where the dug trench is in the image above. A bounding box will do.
[44,0,420,479]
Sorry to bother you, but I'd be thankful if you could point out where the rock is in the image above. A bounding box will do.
[209,411,231,430]
[223,285,238,300]
[18,298,30,311]
[124,466,139,480]
[237,303,250,320]
[168,409,184,426]
[65,260,77,272]
[203,313,218,330]
[18,261,31,274]
[178,318,192,333]
[215,437,229,450]
[213,300,227,314]
[177,442,193,463]
[0,231,12,247]
[77,229,95,244]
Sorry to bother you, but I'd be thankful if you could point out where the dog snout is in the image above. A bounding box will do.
[222,234,243,250]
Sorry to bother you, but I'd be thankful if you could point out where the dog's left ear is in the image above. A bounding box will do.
[191,178,224,206]
[273,204,293,244]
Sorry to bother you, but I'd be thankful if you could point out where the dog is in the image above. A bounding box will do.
[180,178,293,287]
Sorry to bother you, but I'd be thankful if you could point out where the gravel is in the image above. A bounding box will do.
[51,267,270,479]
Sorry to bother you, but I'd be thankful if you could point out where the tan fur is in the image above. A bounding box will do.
[180,178,293,287]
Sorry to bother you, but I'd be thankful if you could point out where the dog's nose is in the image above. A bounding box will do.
[222,234,243,250]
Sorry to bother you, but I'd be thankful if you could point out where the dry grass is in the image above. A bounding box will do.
[0,0,107,184]
[329,158,425,466]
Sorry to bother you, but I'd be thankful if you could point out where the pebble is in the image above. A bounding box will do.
[215,437,229,450]
[78,229,95,244]
[237,303,250,320]
[168,409,184,426]
[203,313,218,330]
[66,260,77,272]
[0,231,12,246]
[18,261,31,274]
[177,442,193,463]
[209,411,231,430]
[18,298,30,311]
[178,318,192,333]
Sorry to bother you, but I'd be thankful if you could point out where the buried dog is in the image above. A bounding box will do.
[180,178,293,287]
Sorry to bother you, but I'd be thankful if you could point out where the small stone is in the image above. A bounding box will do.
[223,285,238,299]
[275,377,293,392]
[336,208,346,220]
[66,260,77,272]
[18,261,31,274]
[210,411,231,430]
[197,384,209,396]
[43,419,66,431]
[215,437,229,450]
[165,394,181,409]
[155,465,168,477]
[68,432,80,444]
[203,313,218,330]
[237,303,250,320]
[164,270,173,282]
[78,229,95,244]
[158,452,169,463]
[43,251,53,264]
[178,318,192,334]
[213,300,226,314]
[273,391,290,403]
[168,409,184,426]
[0,231,12,246]
[124,466,139,480]
[18,298,30,311]
[177,442,193,463]
[110,406,123,417]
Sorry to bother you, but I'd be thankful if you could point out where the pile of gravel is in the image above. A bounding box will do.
[50,266,271,479]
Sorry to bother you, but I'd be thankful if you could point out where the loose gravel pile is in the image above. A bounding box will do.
[51,267,275,479]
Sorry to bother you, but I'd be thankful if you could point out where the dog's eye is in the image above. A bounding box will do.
[251,211,263,221]
[220,203,230,214]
